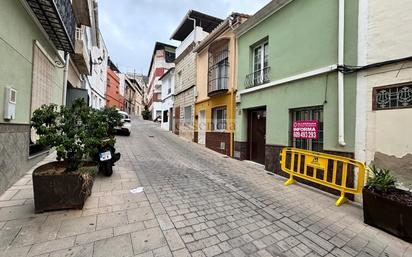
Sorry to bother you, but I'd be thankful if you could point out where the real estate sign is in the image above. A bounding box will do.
[293,120,319,139]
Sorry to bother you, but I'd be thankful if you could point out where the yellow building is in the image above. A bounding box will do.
[193,13,249,157]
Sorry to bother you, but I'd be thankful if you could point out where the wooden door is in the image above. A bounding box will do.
[249,108,266,165]
[174,106,180,135]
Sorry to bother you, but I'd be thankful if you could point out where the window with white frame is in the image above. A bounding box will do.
[251,41,269,86]
[184,106,192,126]
[212,107,227,131]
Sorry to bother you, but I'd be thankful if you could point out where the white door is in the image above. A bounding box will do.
[198,110,206,145]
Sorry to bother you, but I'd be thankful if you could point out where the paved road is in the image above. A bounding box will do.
[0,118,410,257]
[115,119,411,257]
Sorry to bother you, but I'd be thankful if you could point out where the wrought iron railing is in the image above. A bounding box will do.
[208,49,230,95]
[245,67,271,89]
[26,0,76,52]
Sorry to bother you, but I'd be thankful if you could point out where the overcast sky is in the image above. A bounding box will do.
[99,0,271,76]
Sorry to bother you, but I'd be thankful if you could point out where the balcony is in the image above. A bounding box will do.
[245,67,271,89]
[26,0,76,53]
[176,27,208,58]
[71,0,92,26]
[208,49,229,96]
[71,27,90,75]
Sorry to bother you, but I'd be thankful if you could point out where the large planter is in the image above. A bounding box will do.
[33,161,96,213]
[363,187,412,242]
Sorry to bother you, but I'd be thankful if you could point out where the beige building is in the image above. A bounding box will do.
[194,13,249,156]
[356,0,412,189]
[171,10,223,141]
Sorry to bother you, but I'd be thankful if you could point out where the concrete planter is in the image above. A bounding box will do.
[363,187,412,242]
[32,161,96,213]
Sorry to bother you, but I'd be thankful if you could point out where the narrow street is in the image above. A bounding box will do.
[111,119,411,257]
[0,118,410,257]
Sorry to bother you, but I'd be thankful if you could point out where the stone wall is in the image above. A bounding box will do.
[0,124,46,195]
[173,46,197,142]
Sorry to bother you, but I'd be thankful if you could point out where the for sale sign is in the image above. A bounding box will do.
[293,120,319,139]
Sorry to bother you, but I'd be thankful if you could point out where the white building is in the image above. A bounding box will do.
[88,32,108,109]
[146,42,176,121]
[159,68,175,131]
[356,0,412,189]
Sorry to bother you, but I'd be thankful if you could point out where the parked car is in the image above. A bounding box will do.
[115,111,131,136]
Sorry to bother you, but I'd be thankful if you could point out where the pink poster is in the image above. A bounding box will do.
[293,120,319,139]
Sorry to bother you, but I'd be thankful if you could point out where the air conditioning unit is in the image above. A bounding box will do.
[4,87,16,120]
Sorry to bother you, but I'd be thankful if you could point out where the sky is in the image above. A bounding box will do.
[99,0,271,76]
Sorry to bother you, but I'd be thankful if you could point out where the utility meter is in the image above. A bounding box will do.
[4,87,16,120]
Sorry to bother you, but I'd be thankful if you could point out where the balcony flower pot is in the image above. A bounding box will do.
[33,161,97,213]
[362,166,412,243]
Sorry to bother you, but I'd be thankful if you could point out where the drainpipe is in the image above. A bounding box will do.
[188,15,197,43]
[62,52,70,106]
[338,0,346,146]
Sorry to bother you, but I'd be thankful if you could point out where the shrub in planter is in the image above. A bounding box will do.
[141,105,151,120]
[31,99,118,213]
[363,165,412,242]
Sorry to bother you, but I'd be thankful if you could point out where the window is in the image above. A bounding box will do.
[177,71,182,90]
[212,107,227,131]
[184,106,192,126]
[208,42,229,93]
[373,83,412,110]
[291,107,323,152]
[163,110,168,122]
[156,110,162,119]
[246,41,270,88]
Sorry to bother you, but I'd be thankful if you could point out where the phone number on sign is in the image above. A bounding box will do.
[293,131,317,139]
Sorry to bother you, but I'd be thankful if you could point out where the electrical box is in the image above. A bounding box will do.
[4,87,16,120]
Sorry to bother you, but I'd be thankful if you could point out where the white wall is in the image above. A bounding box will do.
[356,0,412,189]
[161,70,175,130]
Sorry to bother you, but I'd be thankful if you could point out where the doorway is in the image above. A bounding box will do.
[248,108,266,165]
[174,106,180,135]
[198,110,206,145]
[169,108,173,131]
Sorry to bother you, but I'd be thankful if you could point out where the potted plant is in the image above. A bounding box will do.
[363,165,412,242]
[30,99,113,213]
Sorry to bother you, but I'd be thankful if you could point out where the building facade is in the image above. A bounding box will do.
[106,59,123,110]
[88,31,108,110]
[0,0,86,194]
[356,0,412,190]
[146,42,176,121]
[126,73,145,117]
[160,68,175,131]
[171,10,223,141]
[193,13,248,156]
[234,0,359,193]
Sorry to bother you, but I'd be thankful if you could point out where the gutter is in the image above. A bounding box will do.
[338,0,346,146]
[62,53,70,106]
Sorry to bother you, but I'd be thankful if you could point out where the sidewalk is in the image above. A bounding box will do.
[0,153,159,257]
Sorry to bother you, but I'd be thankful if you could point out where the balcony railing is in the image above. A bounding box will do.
[26,0,76,53]
[245,67,271,89]
[208,50,229,96]
[71,27,90,75]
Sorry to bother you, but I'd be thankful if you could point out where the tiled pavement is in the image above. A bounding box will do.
[0,119,410,257]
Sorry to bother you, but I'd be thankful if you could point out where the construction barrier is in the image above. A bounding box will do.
[280,147,365,206]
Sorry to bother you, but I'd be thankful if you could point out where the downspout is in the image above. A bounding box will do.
[338,0,346,146]
[229,16,236,157]
[62,52,70,106]
[188,16,197,43]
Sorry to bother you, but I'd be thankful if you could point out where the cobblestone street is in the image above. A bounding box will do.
[0,118,410,257]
